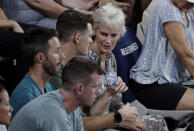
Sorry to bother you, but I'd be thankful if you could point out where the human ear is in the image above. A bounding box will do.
[73,33,80,44]
[75,83,84,95]
[34,52,45,64]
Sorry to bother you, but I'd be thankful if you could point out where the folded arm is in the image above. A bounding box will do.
[89,90,111,116]
[24,0,67,18]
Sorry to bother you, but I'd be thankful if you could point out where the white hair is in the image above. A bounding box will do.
[93,3,126,36]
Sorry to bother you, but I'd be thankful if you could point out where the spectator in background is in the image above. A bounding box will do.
[9,27,64,118]
[0,0,132,29]
[130,0,152,31]
[0,0,99,29]
[8,57,103,131]
[0,82,13,131]
[136,0,161,44]
[112,0,142,103]
[0,9,40,95]
[130,0,194,110]
[49,10,94,89]
[0,18,24,94]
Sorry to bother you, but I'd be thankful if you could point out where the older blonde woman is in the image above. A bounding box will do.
[85,3,168,131]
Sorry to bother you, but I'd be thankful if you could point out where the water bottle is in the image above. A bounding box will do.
[105,67,117,89]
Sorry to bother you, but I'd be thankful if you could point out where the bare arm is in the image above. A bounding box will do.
[0,20,24,33]
[89,90,111,116]
[164,22,194,77]
[89,77,128,115]
[99,0,130,9]
[55,0,99,10]
[83,112,116,131]
[83,104,144,131]
[24,0,67,18]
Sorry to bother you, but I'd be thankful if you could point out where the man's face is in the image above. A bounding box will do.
[76,23,94,55]
[43,36,64,76]
[95,24,121,54]
[81,73,100,106]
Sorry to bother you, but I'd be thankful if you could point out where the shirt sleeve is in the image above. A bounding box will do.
[75,108,84,131]
[157,1,184,34]
[41,119,70,131]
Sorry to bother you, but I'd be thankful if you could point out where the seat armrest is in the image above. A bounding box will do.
[148,109,194,120]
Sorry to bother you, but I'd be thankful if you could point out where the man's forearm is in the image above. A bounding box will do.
[55,0,85,10]
[90,90,111,116]
[83,112,116,131]
[24,0,68,18]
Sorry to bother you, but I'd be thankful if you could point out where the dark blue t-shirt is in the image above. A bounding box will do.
[113,28,142,103]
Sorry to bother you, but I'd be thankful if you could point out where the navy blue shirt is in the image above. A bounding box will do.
[113,28,142,103]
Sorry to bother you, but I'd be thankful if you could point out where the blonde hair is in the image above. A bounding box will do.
[93,3,126,36]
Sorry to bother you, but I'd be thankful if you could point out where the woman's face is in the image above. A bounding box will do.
[95,24,121,54]
[0,89,13,125]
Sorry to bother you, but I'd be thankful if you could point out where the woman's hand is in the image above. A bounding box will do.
[106,76,128,96]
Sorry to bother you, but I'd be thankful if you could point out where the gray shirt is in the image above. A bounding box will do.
[8,90,84,131]
[1,0,56,28]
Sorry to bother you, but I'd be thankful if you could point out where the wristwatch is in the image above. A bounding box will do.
[114,110,122,123]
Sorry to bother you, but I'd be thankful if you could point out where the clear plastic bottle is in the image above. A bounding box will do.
[105,67,118,89]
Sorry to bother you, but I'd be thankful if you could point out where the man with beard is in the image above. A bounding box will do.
[9,27,64,118]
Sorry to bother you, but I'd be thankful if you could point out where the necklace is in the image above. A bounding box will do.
[182,12,186,18]
[181,11,189,27]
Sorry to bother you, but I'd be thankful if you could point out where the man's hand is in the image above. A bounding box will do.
[117,103,145,131]
[118,103,138,121]
[119,117,145,131]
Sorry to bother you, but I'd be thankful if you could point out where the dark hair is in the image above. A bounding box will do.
[56,10,90,42]
[0,82,6,103]
[61,56,103,91]
[86,15,94,26]
[23,27,58,67]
